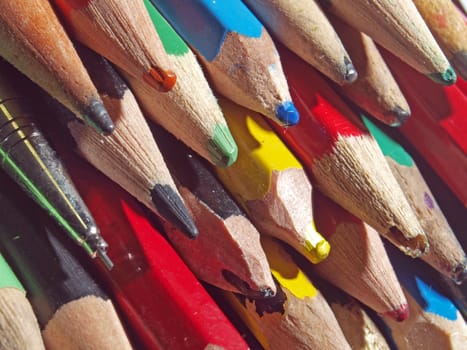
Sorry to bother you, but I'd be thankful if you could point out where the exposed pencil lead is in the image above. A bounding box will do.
[84,98,114,134]
[151,185,198,239]
[390,106,411,126]
[276,101,300,126]
[343,57,358,83]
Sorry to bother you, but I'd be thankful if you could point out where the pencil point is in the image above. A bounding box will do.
[303,223,331,263]
[84,98,115,134]
[143,67,177,92]
[428,66,457,85]
[451,51,467,81]
[343,57,358,84]
[222,270,275,298]
[385,303,410,322]
[208,124,238,167]
[452,260,467,285]
[151,184,198,238]
[276,101,300,126]
[389,106,411,126]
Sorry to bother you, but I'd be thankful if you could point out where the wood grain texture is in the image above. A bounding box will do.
[363,115,466,283]
[66,154,250,350]
[215,98,330,265]
[330,16,410,126]
[61,47,197,238]
[0,175,132,350]
[384,246,467,350]
[153,0,299,126]
[412,0,467,79]
[320,0,455,84]
[275,46,428,257]
[53,0,176,91]
[310,191,408,320]
[225,236,352,350]
[243,0,357,85]
[125,2,237,167]
[0,0,112,133]
[0,254,44,350]
[153,125,275,298]
[382,49,467,207]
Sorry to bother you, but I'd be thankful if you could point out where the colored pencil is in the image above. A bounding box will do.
[0,0,113,134]
[48,45,198,239]
[382,49,467,207]
[153,0,300,126]
[319,0,456,85]
[0,59,111,268]
[0,254,44,350]
[275,46,428,257]
[0,176,132,350]
[63,153,250,350]
[224,236,352,350]
[152,124,275,298]
[309,190,408,321]
[53,0,176,92]
[214,98,330,265]
[329,16,411,127]
[243,0,357,85]
[319,280,391,350]
[363,116,466,283]
[383,245,467,350]
[124,1,237,168]
[412,0,467,80]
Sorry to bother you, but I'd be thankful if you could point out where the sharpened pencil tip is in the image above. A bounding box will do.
[389,106,411,126]
[428,66,457,85]
[452,260,467,285]
[84,98,115,135]
[276,101,299,126]
[385,303,410,322]
[222,270,276,298]
[303,222,331,263]
[343,57,358,84]
[261,287,276,298]
[151,184,198,238]
[208,124,238,167]
[451,51,467,81]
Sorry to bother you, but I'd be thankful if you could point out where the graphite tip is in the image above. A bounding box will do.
[389,106,411,127]
[151,184,198,238]
[84,98,115,135]
[343,57,358,84]
[428,66,457,86]
[276,101,300,126]
[208,124,238,167]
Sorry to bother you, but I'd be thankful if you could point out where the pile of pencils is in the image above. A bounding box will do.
[0,1,466,349]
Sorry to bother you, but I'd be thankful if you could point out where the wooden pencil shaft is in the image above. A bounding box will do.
[53,0,176,92]
[243,0,357,85]
[319,0,455,84]
[64,154,250,350]
[0,0,113,133]
[153,124,275,297]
